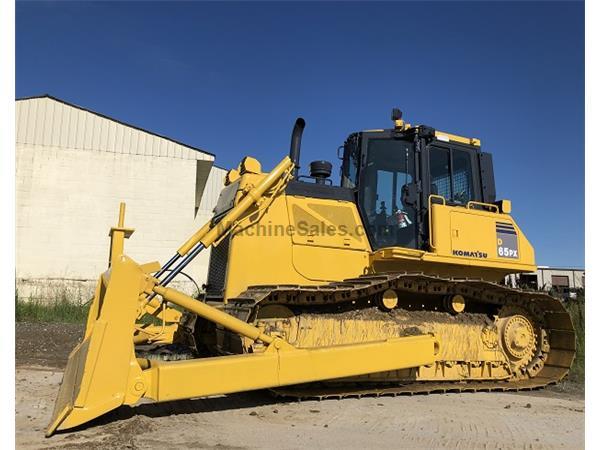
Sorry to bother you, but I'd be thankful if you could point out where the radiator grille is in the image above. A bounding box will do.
[206,234,231,296]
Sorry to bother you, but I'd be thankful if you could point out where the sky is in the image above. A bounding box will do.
[16,1,584,268]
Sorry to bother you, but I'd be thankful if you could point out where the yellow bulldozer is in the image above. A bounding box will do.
[46,109,575,436]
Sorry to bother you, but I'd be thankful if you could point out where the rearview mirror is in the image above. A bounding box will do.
[401,183,418,207]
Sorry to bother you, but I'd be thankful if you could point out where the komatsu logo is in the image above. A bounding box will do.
[452,249,488,259]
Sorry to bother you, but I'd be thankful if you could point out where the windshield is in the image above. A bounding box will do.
[358,138,417,250]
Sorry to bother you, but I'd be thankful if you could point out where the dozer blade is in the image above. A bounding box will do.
[46,255,147,436]
[47,254,440,437]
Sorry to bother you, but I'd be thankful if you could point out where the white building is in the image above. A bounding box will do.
[16,95,227,302]
[506,266,585,296]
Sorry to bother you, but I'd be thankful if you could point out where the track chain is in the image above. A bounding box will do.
[223,272,576,398]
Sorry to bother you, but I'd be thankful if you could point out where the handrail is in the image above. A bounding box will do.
[428,194,446,206]
[427,194,446,251]
[467,200,499,213]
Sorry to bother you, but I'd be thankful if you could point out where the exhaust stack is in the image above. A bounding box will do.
[289,118,306,178]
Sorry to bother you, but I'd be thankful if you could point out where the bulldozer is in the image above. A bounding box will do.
[46,109,575,436]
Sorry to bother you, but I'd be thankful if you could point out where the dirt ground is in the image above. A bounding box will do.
[16,322,585,449]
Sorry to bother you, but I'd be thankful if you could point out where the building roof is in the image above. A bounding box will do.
[16,94,215,161]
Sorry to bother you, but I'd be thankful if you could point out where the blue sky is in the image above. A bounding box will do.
[16,1,584,267]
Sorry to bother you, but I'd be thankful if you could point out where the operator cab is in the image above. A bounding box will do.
[341,109,497,252]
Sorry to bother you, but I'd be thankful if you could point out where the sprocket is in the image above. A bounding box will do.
[497,304,539,376]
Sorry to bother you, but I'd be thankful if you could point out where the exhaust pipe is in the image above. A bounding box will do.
[289,118,305,178]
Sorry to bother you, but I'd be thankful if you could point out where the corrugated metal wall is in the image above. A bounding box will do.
[16,96,225,302]
[16,96,212,161]
[199,165,227,212]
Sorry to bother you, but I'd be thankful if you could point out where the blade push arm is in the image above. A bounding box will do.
[148,285,437,402]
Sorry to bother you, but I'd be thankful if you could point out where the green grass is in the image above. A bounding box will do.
[14,295,182,325]
[14,288,185,325]
[563,293,585,382]
[15,291,90,323]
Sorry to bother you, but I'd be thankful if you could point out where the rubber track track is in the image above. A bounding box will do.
[225,272,576,398]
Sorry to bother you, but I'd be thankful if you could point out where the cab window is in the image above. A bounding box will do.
[342,136,360,189]
[451,149,474,204]
[429,146,475,204]
[429,147,451,200]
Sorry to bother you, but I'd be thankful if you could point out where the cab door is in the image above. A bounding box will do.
[357,133,419,250]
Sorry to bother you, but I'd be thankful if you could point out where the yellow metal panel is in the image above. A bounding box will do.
[430,202,452,255]
[371,201,535,279]
[431,203,535,271]
[450,210,499,260]
[223,190,370,299]
[286,197,369,250]
[223,195,299,299]
[292,244,369,282]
